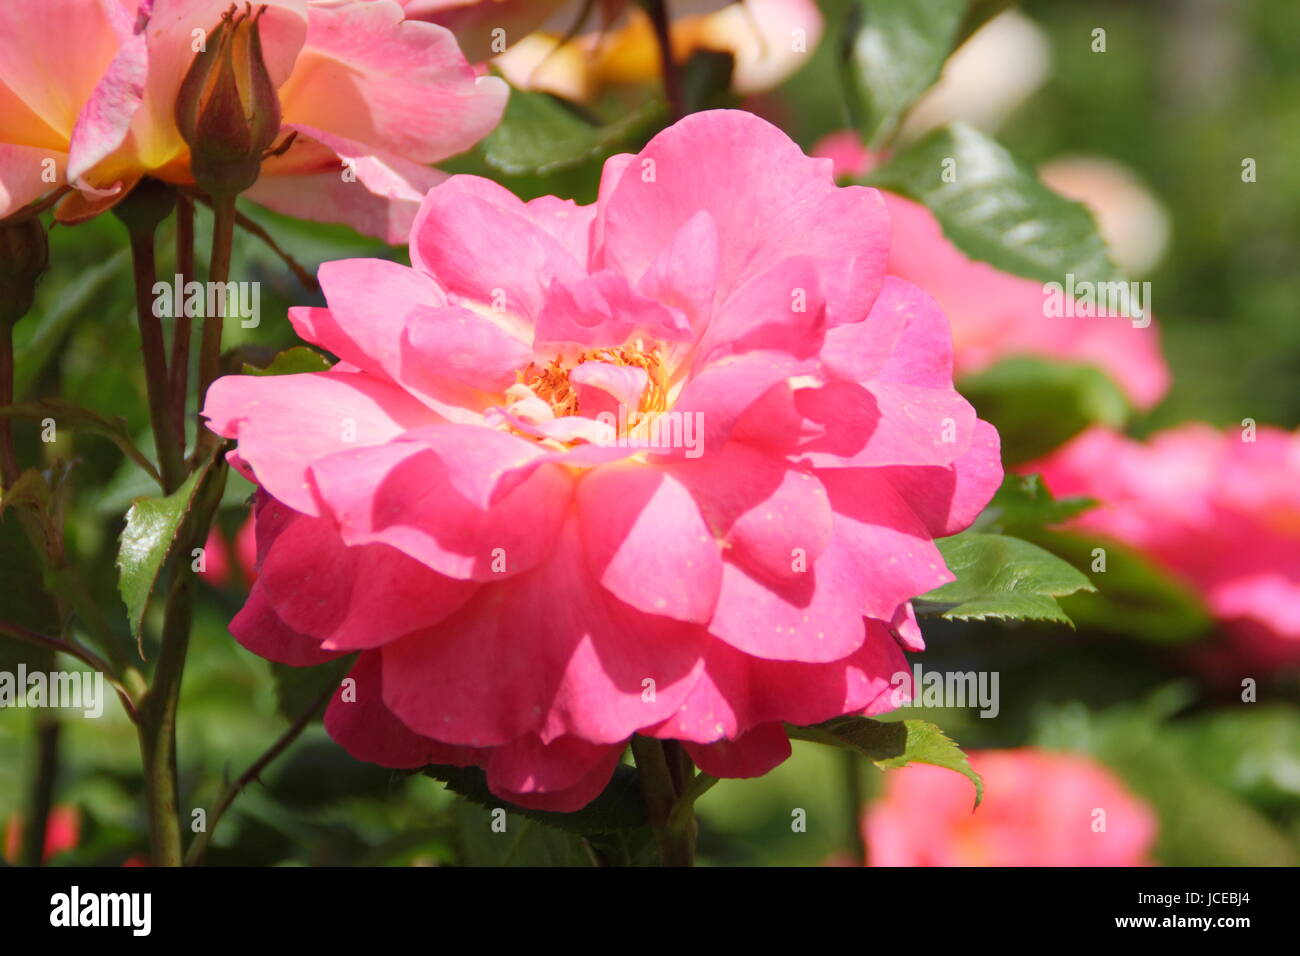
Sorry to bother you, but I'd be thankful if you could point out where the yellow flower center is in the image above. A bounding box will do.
[519,341,669,422]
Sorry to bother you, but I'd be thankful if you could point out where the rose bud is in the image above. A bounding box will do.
[175,3,282,199]
[0,217,49,329]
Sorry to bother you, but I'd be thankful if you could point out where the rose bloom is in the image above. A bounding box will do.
[866,749,1156,866]
[404,0,822,101]
[812,133,1170,411]
[204,109,1002,810]
[1029,424,1300,673]
[0,0,505,241]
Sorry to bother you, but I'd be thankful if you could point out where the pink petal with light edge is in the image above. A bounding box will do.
[495,744,627,813]
[229,580,343,667]
[822,276,954,387]
[410,175,587,322]
[794,380,976,470]
[695,256,827,368]
[326,653,487,769]
[309,435,570,581]
[201,369,436,515]
[683,723,792,779]
[657,351,811,461]
[889,602,926,653]
[485,734,623,797]
[0,0,123,141]
[816,468,955,621]
[378,518,707,748]
[877,418,1003,538]
[0,146,65,217]
[276,0,506,164]
[534,270,692,349]
[650,621,908,742]
[312,257,445,380]
[598,110,889,324]
[525,194,597,267]
[256,511,477,650]
[404,304,534,393]
[576,464,723,624]
[248,130,449,244]
[569,361,648,416]
[65,24,147,184]
[668,442,833,585]
[634,209,720,336]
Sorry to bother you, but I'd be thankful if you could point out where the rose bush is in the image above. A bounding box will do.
[203,109,1003,810]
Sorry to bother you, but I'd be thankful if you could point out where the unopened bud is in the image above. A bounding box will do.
[0,217,49,328]
[175,3,282,199]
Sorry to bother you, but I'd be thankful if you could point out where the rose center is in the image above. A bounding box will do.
[519,342,669,421]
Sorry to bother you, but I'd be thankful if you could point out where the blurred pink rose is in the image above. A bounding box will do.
[4,805,81,863]
[0,0,506,241]
[1030,424,1300,673]
[866,748,1156,866]
[811,132,1170,410]
[203,109,1002,810]
[199,513,258,589]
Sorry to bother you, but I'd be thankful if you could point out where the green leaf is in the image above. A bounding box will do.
[422,761,648,836]
[480,85,665,176]
[0,398,162,485]
[790,716,983,807]
[973,472,1097,536]
[1034,693,1300,866]
[1021,530,1212,644]
[916,530,1095,625]
[115,458,215,646]
[0,513,61,671]
[269,654,356,722]
[955,0,1014,46]
[959,356,1130,464]
[866,123,1124,287]
[842,0,968,147]
[242,346,333,377]
[452,801,597,867]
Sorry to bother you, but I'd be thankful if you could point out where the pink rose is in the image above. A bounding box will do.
[198,514,258,589]
[811,133,1170,410]
[4,805,81,863]
[0,0,506,241]
[866,748,1156,866]
[203,109,1002,810]
[1030,424,1300,673]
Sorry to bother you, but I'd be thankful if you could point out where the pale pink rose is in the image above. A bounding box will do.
[866,749,1156,866]
[1030,424,1300,673]
[811,133,1170,410]
[0,0,506,241]
[203,110,1002,810]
